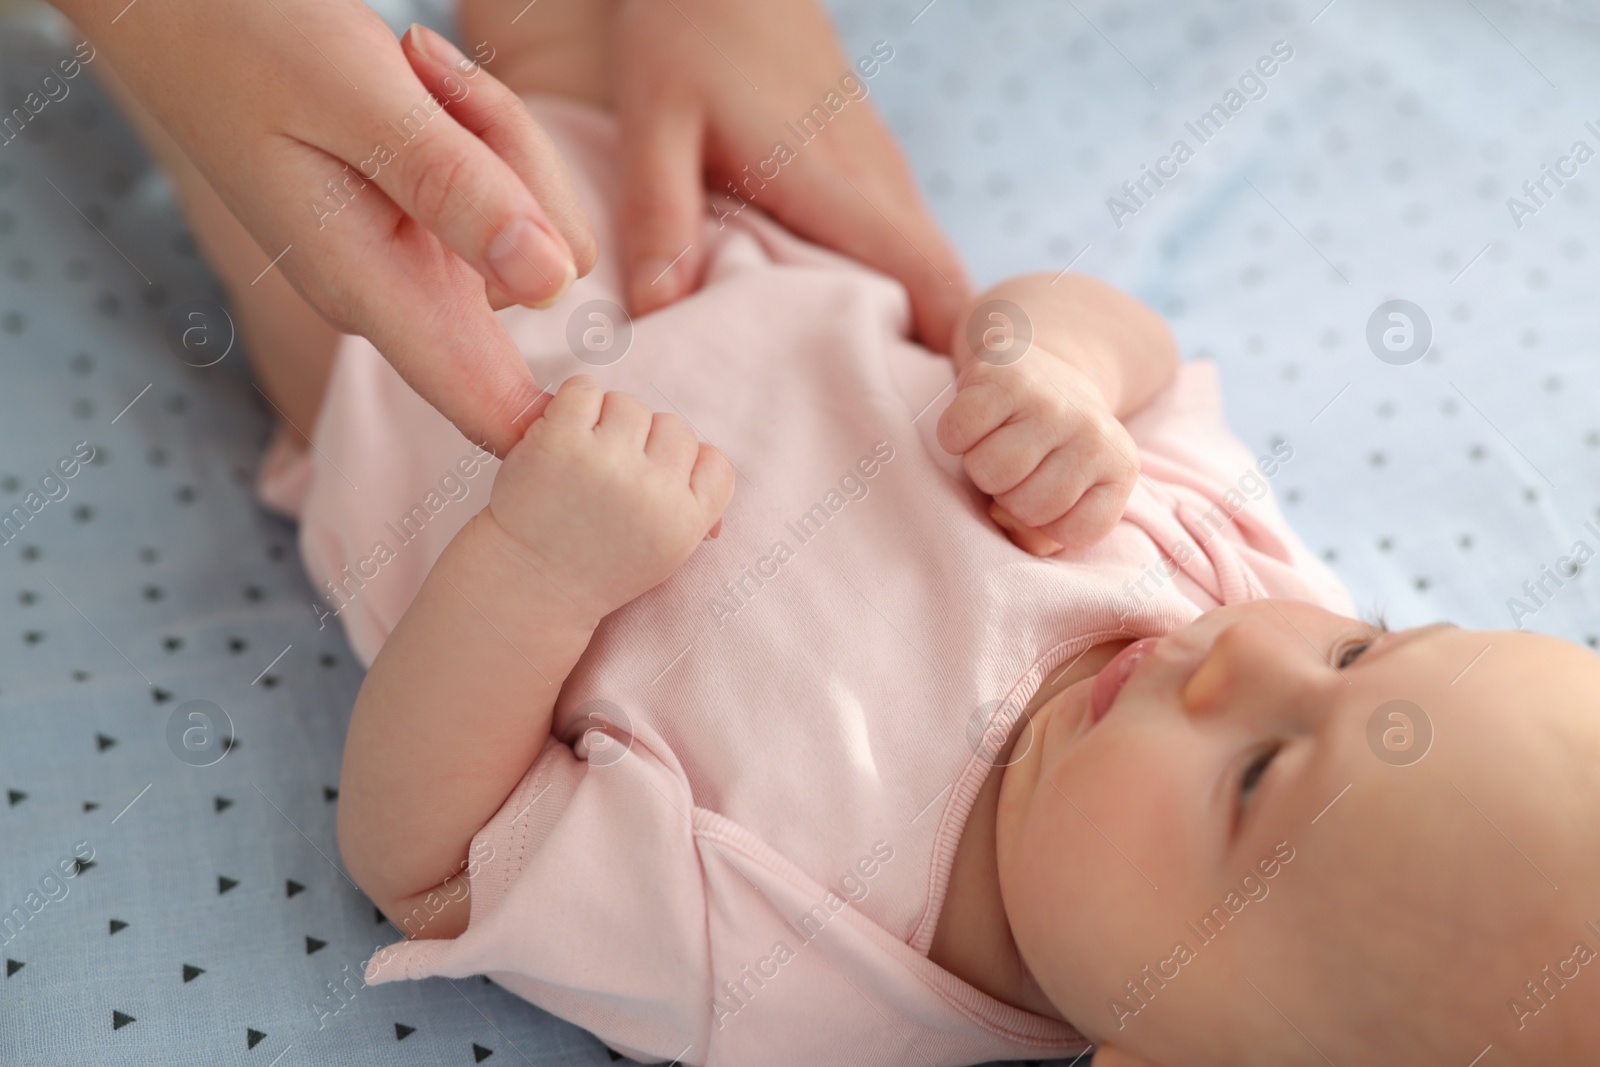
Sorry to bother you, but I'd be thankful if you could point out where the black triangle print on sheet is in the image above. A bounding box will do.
[182,964,204,983]
[5,959,22,977]
[247,1028,267,1050]
[111,1010,134,1030]
[304,936,326,955]
[108,919,128,935]
[472,1043,493,1063]
[218,876,238,894]
[214,796,233,813]
[95,733,115,751]
[394,1023,415,1041]
[285,879,304,898]
[6,789,24,806]
[82,801,99,812]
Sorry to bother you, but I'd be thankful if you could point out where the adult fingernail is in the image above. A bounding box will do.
[406,23,469,70]
[524,260,576,310]
[488,218,575,306]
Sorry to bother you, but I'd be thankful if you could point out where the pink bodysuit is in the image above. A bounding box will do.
[259,95,1353,1066]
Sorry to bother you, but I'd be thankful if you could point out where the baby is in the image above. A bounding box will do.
[105,2,1600,1064]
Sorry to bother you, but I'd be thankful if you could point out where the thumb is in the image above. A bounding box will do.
[990,502,1063,557]
[618,95,707,317]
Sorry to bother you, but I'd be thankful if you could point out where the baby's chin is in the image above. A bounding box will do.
[1019,676,1099,776]
[994,679,1095,853]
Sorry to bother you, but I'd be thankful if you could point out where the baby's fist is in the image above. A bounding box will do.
[488,376,734,617]
[936,354,1138,554]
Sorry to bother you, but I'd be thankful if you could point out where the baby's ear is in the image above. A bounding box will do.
[1089,1043,1164,1067]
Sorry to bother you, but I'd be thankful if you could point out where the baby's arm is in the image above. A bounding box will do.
[939,272,1179,554]
[337,377,733,939]
[952,272,1178,419]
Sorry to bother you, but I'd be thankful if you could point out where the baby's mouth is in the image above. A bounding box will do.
[1087,637,1161,724]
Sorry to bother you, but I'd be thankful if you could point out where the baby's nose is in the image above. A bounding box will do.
[1181,617,1326,724]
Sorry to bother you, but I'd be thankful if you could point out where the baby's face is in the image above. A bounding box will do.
[995,599,1600,1065]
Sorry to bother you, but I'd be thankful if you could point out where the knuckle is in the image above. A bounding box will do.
[1007,375,1045,413]
[1105,442,1140,484]
[483,86,531,133]
[1006,497,1048,526]
[307,285,362,335]
[400,143,472,225]
[958,360,1004,393]
[966,456,1008,495]
[1043,389,1081,426]
[964,460,993,493]
[1112,468,1139,500]
[980,376,1017,407]
[957,379,1008,424]
[936,405,968,442]
[462,76,520,136]
[655,411,691,437]
[611,391,648,415]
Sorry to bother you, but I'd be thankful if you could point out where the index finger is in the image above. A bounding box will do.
[321,30,580,310]
[937,378,1014,456]
[402,25,597,279]
[355,250,547,457]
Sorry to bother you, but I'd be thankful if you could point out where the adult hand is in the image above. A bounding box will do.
[61,0,597,456]
[612,0,971,350]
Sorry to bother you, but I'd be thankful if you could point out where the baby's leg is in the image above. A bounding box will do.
[91,54,337,443]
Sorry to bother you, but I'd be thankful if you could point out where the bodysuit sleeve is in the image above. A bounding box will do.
[364,734,715,1064]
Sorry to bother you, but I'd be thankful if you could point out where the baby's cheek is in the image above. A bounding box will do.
[1005,765,1184,1017]
[1007,743,1204,1016]
[1051,736,1205,887]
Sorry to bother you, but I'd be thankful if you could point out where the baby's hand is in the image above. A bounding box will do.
[936,353,1138,555]
[487,376,735,617]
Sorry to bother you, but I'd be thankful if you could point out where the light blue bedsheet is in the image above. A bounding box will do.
[3,0,1597,1064]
